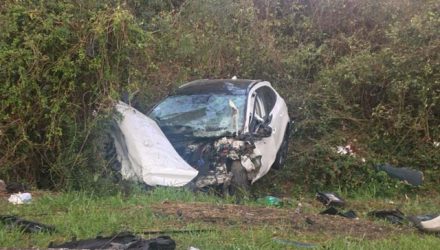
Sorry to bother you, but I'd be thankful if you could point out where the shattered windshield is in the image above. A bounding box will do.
[150,94,246,137]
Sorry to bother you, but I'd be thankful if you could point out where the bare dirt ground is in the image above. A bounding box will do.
[152,201,410,240]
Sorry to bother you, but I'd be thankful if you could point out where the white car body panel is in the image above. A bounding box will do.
[244,81,290,183]
[420,215,440,233]
[113,102,198,187]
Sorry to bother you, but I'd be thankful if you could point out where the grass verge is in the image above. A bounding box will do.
[0,187,439,249]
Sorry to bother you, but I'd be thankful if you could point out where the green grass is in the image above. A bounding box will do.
[0,188,439,249]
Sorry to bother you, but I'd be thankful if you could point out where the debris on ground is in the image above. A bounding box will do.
[320,207,358,219]
[272,238,318,248]
[368,209,406,225]
[188,246,200,250]
[48,231,176,250]
[152,202,405,239]
[376,164,424,186]
[0,215,56,233]
[8,192,32,204]
[6,182,29,194]
[334,140,360,156]
[259,196,282,207]
[335,145,355,156]
[316,192,345,207]
[141,229,212,235]
[408,215,440,233]
[408,214,438,223]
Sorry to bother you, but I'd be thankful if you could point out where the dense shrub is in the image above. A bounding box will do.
[0,1,150,188]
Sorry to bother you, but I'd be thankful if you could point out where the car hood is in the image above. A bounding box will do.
[112,102,198,186]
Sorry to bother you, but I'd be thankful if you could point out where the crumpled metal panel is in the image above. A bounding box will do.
[192,137,262,188]
[113,102,198,187]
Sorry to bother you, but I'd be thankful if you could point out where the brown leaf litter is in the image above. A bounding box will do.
[152,201,410,240]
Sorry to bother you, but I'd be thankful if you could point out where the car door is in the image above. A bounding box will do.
[246,83,289,182]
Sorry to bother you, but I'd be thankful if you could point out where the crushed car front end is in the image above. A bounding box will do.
[148,79,263,190]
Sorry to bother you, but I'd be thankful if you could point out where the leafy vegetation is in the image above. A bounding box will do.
[0,0,438,192]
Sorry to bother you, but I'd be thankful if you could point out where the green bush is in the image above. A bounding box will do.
[0,1,150,188]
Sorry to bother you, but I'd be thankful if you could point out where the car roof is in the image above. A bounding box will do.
[174,79,261,95]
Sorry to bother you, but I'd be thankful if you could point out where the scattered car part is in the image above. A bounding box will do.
[141,229,212,235]
[48,231,175,250]
[368,209,406,225]
[0,215,56,233]
[188,247,200,250]
[408,215,440,233]
[316,192,345,207]
[5,182,29,193]
[294,202,303,214]
[376,164,423,186]
[320,207,358,219]
[272,238,317,248]
[8,193,32,204]
[418,215,440,233]
[335,145,355,156]
[112,102,198,187]
[408,214,438,223]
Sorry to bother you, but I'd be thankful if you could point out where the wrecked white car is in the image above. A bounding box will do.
[147,79,291,192]
[110,79,290,193]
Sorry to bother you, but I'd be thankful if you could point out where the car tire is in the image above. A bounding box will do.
[272,128,289,170]
[97,127,123,182]
[228,161,250,196]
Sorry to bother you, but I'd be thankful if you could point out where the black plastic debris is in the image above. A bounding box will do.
[141,229,211,235]
[273,238,317,248]
[408,214,438,222]
[376,164,423,186]
[5,182,29,193]
[320,207,358,219]
[305,217,315,225]
[316,192,345,207]
[48,231,176,250]
[368,210,406,225]
[0,215,56,233]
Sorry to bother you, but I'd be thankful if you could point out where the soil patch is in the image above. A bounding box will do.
[152,202,410,240]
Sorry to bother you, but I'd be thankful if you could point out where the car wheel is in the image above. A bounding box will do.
[272,129,289,170]
[98,128,123,182]
[228,161,250,196]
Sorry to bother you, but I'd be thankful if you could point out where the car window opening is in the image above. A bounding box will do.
[150,94,247,138]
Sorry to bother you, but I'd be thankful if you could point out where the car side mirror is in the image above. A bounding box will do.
[254,121,272,138]
[258,124,272,137]
[264,114,272,125]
